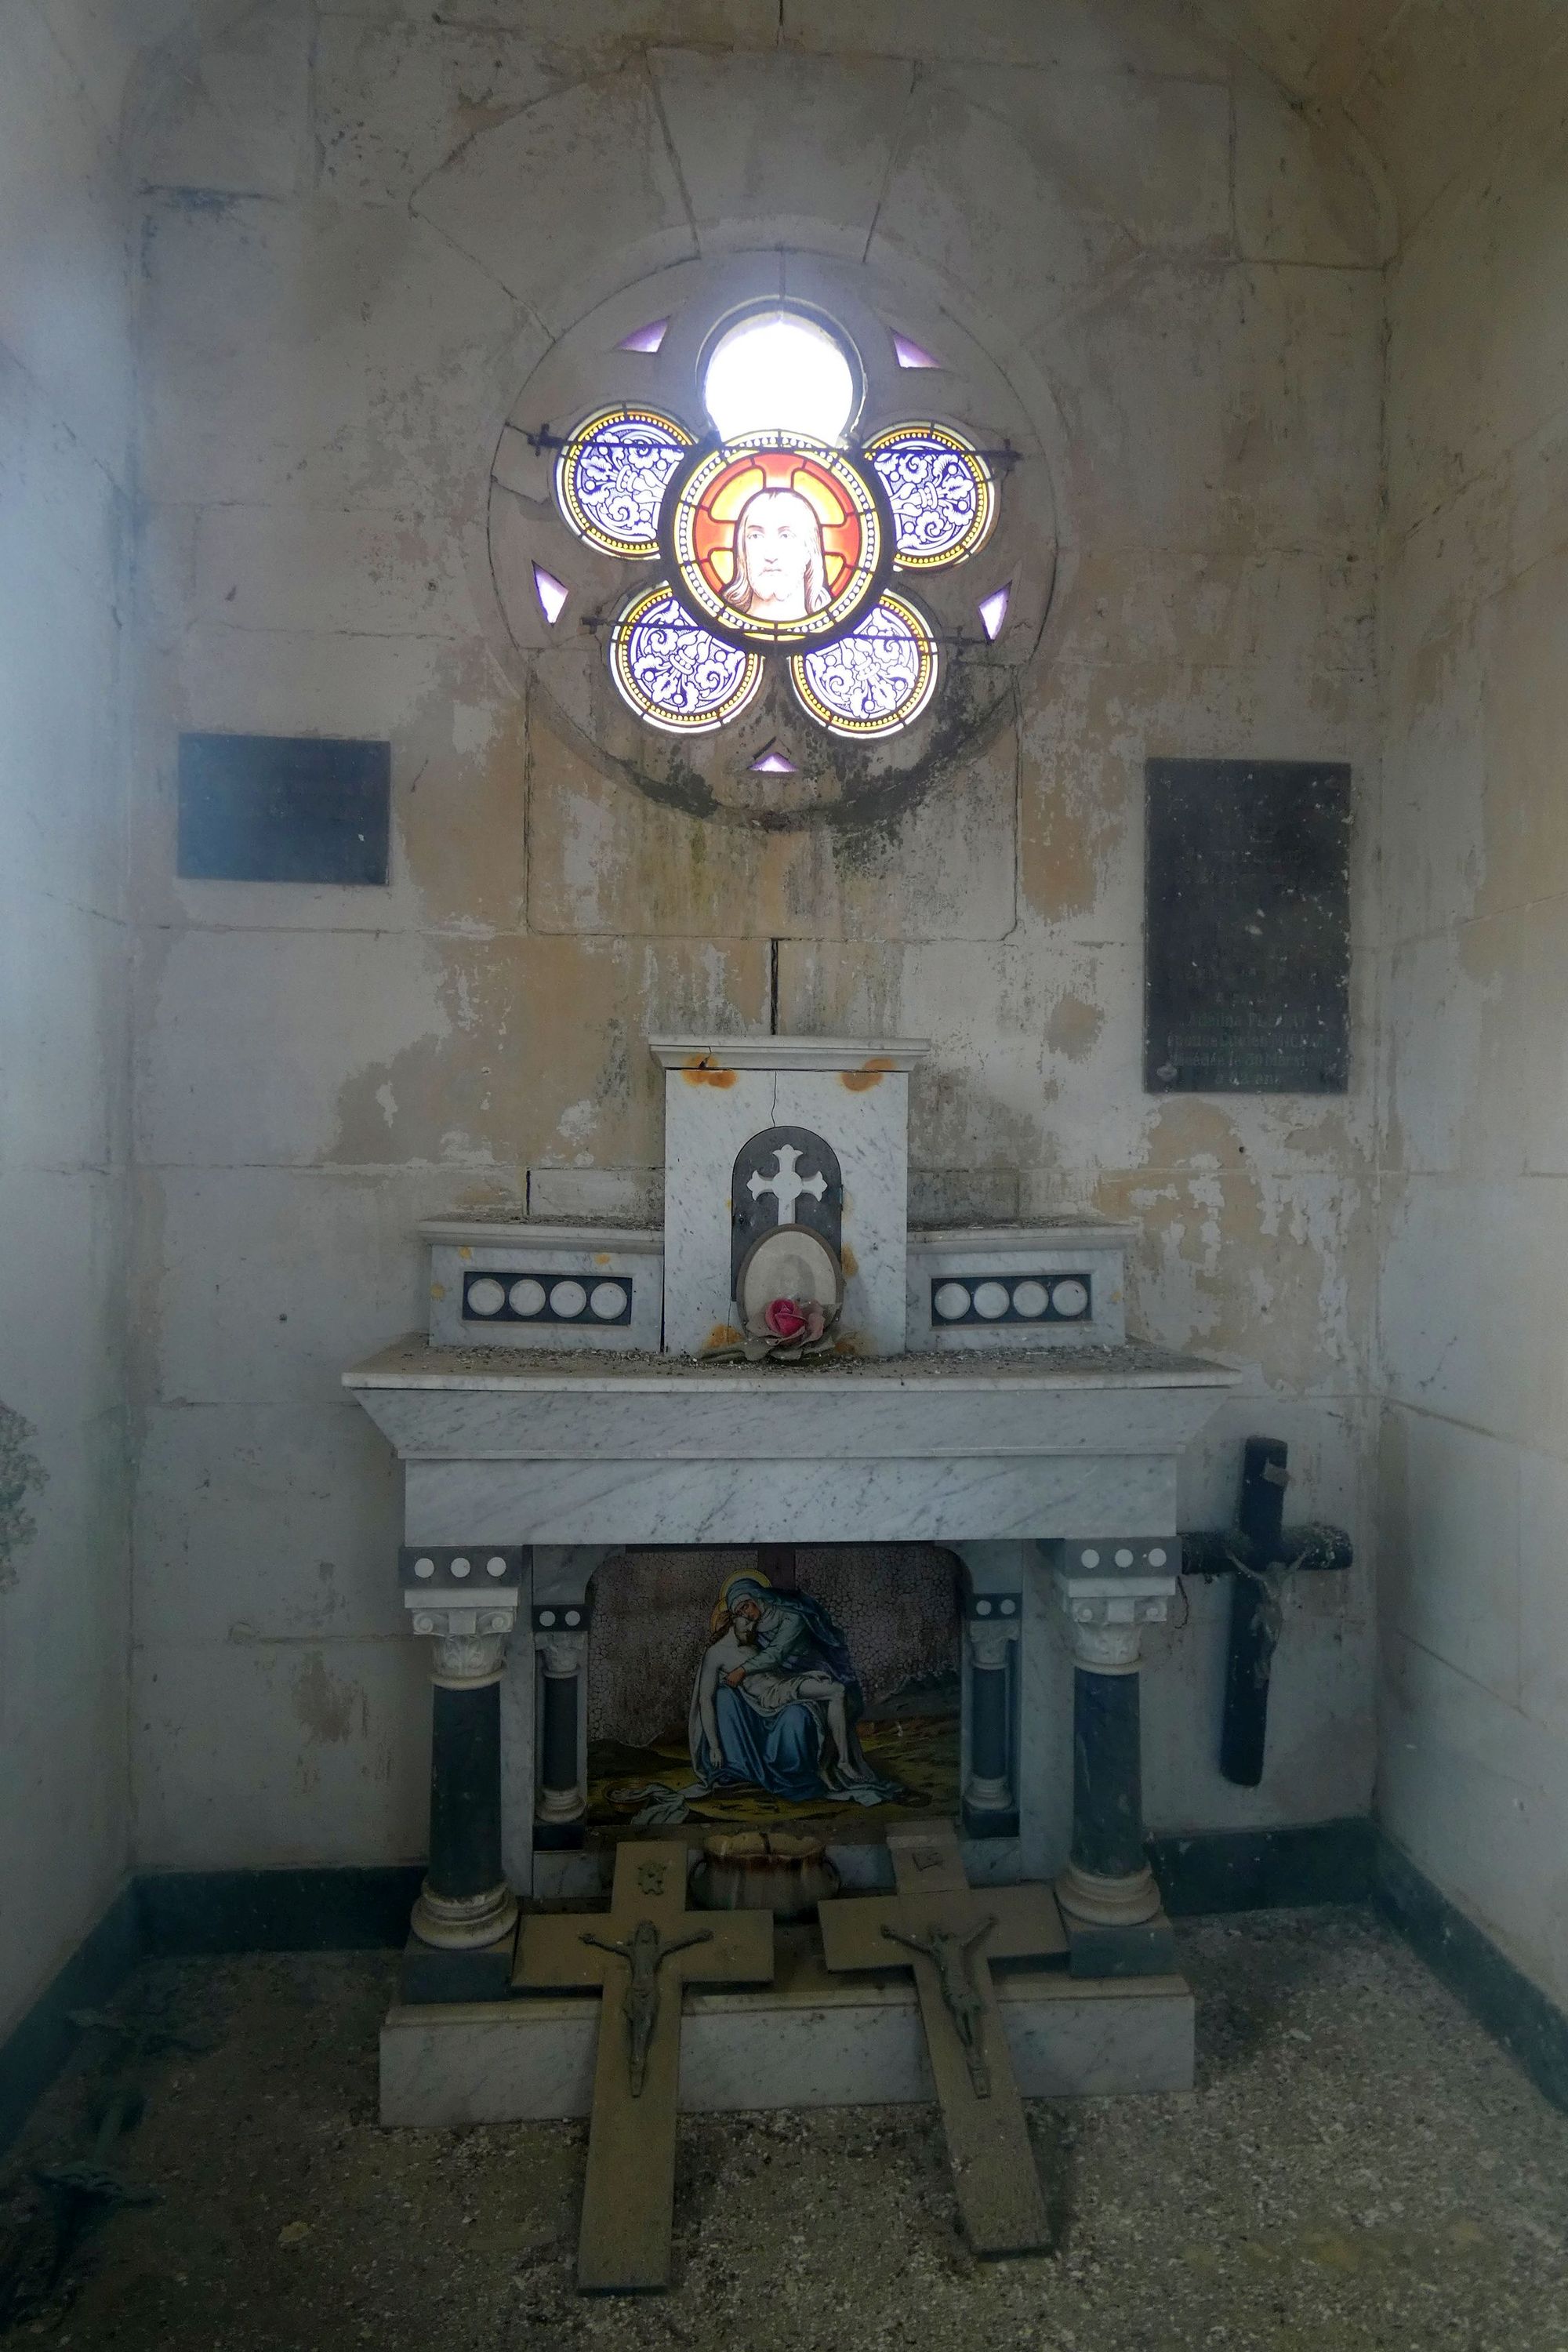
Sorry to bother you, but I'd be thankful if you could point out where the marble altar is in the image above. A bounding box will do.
[344,1036,1241,2116]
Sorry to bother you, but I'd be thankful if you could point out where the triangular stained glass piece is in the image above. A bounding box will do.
[750,742,797,774]
[978,583,1011,641]
[533,564,569,625]
[892,331,942,369]
[617,318,669,354]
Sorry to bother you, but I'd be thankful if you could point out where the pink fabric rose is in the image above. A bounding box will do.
[764,1297,808,1341]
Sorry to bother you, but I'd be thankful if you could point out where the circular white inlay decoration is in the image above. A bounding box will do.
[450,1556,471,1578]
[550,1279,588,1319]
[1114,1548,1134,1567]
[485,1556,508,1577]
[466,1277,506,1316]
[589,1281,626,1320]
[1000,1597,1017,1615]
[1051,1278,1090,1318]
[1080,1548,1101,1568]
[413,1557,435,1579]
[933,1281,971,1321]
[1011,1279,1049,1319]
[539,1609,557,1627]
[1149,1547,1168,1568]
[971,1279,1010,1319]
[508,1277,547,1318]
[975,1598,993,1616]
[564,1610,581,1627]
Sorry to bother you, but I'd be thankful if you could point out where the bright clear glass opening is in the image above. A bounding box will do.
[703,310,856,444]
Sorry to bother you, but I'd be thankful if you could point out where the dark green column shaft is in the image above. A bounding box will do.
[1070,1667,1145,1880]
[426,1678,504,1904]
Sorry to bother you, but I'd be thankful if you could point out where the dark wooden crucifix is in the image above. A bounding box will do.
[513,1838,773,2292]
[1181,1436,1353,1784]
[818,1822,1064,2256]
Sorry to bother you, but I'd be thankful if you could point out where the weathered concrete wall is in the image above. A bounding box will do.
[0,2,134,2038]
[1377,32,1568,2011]
[128,0,1387,1871]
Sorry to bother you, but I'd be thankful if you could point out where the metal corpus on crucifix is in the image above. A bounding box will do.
[818,1822,1064,2256]
[1180,1436,1353,1786]
[512,1839,773,2293]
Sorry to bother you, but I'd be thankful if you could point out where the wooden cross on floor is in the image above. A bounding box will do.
[513,1838,773,2292]
[818,1821,1065,2256]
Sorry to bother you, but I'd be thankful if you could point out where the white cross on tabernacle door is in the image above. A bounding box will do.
[746,1142,827,1223]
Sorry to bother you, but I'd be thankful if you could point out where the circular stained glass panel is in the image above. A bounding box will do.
[608,581,763,734]
[864,422,997,570]
[555,406,695,559]
[662,431,891,650]
[788,589,938,739]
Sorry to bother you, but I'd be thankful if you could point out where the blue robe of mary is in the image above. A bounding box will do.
[689,1576,898,1805]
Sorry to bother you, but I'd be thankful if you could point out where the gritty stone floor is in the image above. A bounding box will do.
[2,1906,1566,2350]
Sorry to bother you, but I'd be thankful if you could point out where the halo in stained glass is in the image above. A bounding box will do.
[788,588,938,739]
[554,405,695,559]
[608,579,763,734]
[863,421,997,571]
[662,430,891,651]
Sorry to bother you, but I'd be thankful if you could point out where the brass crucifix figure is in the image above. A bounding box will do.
[818,1823,1063,2256]
[879,1913,1000,2096]
[514,1840,773,2292]
[579,1918,714,2096]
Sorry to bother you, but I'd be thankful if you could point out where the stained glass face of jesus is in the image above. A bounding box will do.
[726,488,829,623]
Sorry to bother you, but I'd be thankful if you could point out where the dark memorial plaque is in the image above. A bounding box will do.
[1145,758,1350,1094]
[177,732,390,884]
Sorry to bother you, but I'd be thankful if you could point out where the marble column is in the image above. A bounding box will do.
[1052,1563,1177,1976]
[963,1606,1019,1830]
[535,1623,589,1842]
[409,1609,520,1958]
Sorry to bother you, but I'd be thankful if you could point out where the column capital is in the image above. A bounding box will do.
[966,1616,1019,1671]
[539,1626,589,1679]
[416,1618,513,1686]
[1053,1571,1174,1672]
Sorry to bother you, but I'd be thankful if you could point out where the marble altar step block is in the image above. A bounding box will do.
[379,1929,1193,2125]
[422,1218,662,1352]
[909,1221,1136,1352]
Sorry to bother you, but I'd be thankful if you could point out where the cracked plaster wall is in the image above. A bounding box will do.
[1376,44,1568,2015]
[126,0,1386,1873]
[0,2,136,2042]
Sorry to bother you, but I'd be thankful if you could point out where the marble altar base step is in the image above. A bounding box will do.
[380,1929,1193,2125]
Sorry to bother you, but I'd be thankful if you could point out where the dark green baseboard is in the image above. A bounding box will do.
[0,1883,140,2153]
[1149,1817,1375,1915]
[1374,1835,1568,2114]
[7,1825,1565,2149]
[136,1865,424,1955]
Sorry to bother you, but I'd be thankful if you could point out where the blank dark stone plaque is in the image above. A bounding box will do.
[177,732,390,884]
[1145,759,1350,1094]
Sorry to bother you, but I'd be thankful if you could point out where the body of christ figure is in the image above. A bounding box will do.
[880,1915,999,2095]
[724,488,830,624]
[688,1574,901,1809]
[578,1918,713,2096]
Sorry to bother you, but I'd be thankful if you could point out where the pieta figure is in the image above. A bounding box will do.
[688,1573,900,1808]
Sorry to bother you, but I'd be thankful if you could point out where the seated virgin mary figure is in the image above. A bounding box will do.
[688,1575,900,1807]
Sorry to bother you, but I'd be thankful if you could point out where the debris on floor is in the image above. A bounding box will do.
[2,1907,1565,2350]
